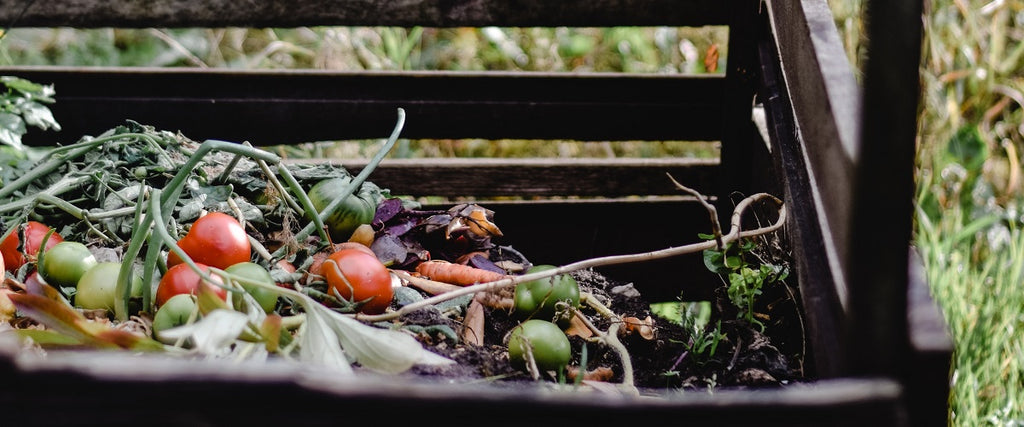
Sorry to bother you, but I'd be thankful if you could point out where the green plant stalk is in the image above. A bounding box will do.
[156,139,280,220]
[0,132,156,200]
[214,151,246,185]
[155,139,331,244]
[138,226,165,314]
[569,303,636,394]
[254,153,304,216]
[146,187,338,355]
[274,164,324,241]
[0,175,91,214]
[29,193,119,244]
[271,107,406,258]
[33,229,65,299]
[114,185,153,321]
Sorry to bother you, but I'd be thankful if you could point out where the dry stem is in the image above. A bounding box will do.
[356,191,785,323]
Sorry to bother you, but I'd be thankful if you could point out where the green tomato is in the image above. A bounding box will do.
[513,265,580,326]
[39,241,98,289]
[75,262,143,311]
[507,319,572,372]
[152,293,199,343]
[225,262,278,314]
[308,176,382,242]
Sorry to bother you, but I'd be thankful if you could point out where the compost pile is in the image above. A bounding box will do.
[0,119,804,395]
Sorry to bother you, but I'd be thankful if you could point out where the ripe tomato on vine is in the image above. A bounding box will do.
[166,212,251,270]
[1,221,64,273]
[322,248,393,315]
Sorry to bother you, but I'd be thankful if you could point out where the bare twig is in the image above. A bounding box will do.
[393,269,462,295]
[666,173,724,250]
[356,192,785,323]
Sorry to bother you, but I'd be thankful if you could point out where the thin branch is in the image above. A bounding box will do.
[356,192,786,323]
[666,172,724,250]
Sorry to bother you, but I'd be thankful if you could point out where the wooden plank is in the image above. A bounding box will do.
[295,157,719,198]
[1,67,726,145]
[905,249,953,427]
[846,0,923,379]
[0,354,906,425]
[756,33,847,378]
[764,0,862,314]
[0,0,728,28]
[0,340,906,425]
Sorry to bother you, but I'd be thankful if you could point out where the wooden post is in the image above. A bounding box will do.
[847,0,924,379]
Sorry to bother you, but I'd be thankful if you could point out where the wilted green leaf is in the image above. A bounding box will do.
[20,101,61,131]
[0,112,26,149]
[300,303,355,374]
[156,309,250,355]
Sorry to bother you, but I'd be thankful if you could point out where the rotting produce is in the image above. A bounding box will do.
[0,78,803,395]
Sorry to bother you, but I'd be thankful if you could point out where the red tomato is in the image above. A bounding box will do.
[167,212,251,270]
[1,221,64,273]
[155,263,227,308]
[322,249,393,315]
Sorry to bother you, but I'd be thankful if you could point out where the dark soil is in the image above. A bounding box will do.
[394,260,807,393]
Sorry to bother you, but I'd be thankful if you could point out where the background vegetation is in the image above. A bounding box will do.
[2,0,1022,424]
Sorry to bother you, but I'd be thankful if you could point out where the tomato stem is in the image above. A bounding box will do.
[115,185,154,320]
[0,175,91,215]
[0,132,158,200]
[272,108,406,259]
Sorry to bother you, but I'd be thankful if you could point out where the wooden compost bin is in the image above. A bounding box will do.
[0,1,952,426]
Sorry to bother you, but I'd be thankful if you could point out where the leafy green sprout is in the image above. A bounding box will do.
[652,300,726,372]
[701,236,788,331]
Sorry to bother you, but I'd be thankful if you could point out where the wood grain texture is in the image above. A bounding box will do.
[764,0,862,314]
[0,0,728,28]
[1,67,726,145]
[757,29,847,379]
[297,157,719,198]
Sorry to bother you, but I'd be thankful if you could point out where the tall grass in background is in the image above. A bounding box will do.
[902,0,1024,424]
[0,25,726,160]
[2,1,1022,424]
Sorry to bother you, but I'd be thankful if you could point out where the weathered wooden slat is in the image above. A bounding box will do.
[0,0,728,28]
[0,340,906,427]
[848,0,925,390]
[764,0,861,314]
[297,157,719,198]
[1,67,725,145]
[757,30,847,379]
[905,249,953,427]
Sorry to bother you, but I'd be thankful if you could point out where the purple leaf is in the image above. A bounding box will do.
[468,254,505,275]
[373,198,406,227]
[371,233,410,266]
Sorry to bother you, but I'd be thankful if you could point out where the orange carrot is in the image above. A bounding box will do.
[567,366,615,383]
[414,260,507,286]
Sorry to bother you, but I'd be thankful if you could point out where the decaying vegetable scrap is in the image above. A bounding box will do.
[0,104,802,394]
